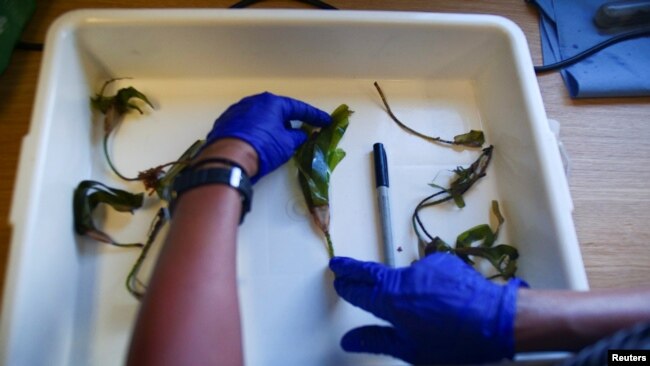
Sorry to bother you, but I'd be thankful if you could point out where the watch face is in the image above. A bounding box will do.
[229,167,243,188]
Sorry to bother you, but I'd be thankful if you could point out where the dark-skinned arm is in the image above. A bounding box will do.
[126,92,332,366]
[516,286,650,351]
[127,139,257,366]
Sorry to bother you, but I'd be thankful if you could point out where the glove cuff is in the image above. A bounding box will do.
[495,277,528,360]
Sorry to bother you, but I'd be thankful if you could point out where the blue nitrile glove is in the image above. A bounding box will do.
[330,253,527,365]
[206,92,332,182]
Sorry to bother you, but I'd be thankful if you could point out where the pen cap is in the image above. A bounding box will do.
[373,143,389,187]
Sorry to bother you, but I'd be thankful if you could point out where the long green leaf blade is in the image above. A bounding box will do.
[293,104,352,258]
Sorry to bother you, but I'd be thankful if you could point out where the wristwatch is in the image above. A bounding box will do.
[172,166,253,224]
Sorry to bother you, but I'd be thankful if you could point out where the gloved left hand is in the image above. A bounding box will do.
[206,92,331,182]
[330,254,527,365]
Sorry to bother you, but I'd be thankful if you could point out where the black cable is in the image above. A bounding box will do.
[535,26,650,73]
[14,41,44,51]
[527,0,650,74]
[229,0,337,9]
[11,1,338,52]
[230,0,262,8]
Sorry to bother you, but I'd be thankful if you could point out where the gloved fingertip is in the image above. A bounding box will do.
[332,277,345,295]
[329,257,371,279]
[511,277,530,288]
[340,330,363,353]
[289,129,307,148]
[330,257,388,285]
[341,326,399,355]
[328,256,352,273]
[307,109,332,127]
[331,277,381,313]
[282,97,332,128]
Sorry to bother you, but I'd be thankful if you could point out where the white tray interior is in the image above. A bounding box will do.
[2,10,587,366]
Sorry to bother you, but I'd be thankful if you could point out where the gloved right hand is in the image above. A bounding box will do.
[205,92,331,182]
[330,253,528,365]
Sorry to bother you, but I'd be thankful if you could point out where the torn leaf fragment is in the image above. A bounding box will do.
[73,180,144,247]
[453,130,485,148]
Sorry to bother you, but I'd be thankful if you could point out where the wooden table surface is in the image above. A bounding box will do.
[1,0,649,304]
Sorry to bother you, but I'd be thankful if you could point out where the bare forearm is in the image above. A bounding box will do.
[515,287,650,352]
[125,92,331,364]
[127,139,258,366]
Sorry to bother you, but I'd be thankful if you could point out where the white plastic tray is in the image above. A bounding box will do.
[1,9,588,366]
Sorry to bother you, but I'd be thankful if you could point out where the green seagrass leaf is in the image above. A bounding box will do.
[294,104,352,209]
[91,84,154,116]
[424,236,453,257]
[427,183,447,190]
[298,166,328,206]
[73,180,144,247]
[114,87,155,115]
[453,244,519,279]
[451,194,466,208]
[155,140,205,202]
[453,130,485,147]
[91,81,155,138]
[455,224,494,249]
[293,104,352,255]
[328,149,346,172]
[491,200,505,238]
[326,104,352,153]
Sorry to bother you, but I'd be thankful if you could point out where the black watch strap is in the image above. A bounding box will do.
[172,166,253,224]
